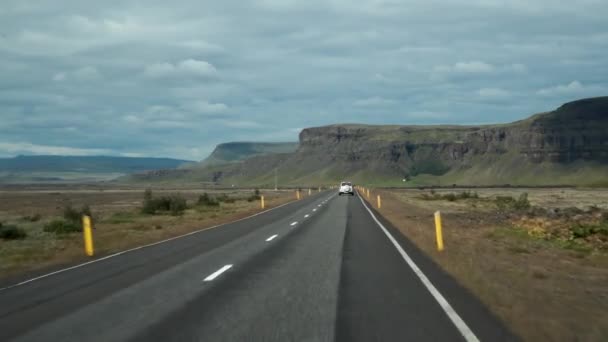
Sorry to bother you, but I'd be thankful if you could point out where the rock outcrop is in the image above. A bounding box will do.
[128,97,608,186]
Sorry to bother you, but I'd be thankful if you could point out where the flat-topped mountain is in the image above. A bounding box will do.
[195,142,298,168]
[128,97,608,186]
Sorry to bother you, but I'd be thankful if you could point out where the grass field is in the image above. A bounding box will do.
[363,187,608,341]
[0,187,298,280]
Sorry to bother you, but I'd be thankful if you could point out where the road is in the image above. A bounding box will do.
[0,191,517,341]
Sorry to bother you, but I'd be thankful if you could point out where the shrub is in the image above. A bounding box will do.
[514,193,531,210]
[420,191,478,201]
[571,222,608,239]
[62,204,92,224]
[142,189,156,214]
[443,193,457,202]
[246,189,262,202]
[457,191,479,199]
[421,189,479,202]
[22,214,42,222]
[63,205,81,223]
[142,190,188,215]
[169,196,187,216]
[44,219,81,234]
[81,204,92,218]
[0,224,27,240]
[495,193,531,211]
[198,193,220,207]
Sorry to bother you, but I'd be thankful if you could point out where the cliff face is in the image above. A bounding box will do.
[297,97,608,179]
[519,98,608,162]
[128,97,608,186]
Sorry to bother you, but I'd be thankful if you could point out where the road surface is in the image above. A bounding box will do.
[0,191,517,341]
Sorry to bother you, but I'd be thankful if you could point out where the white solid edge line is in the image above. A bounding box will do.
[313,208,317,212]
[266,234,278,242]
[304,214,310,218]
[357,195,480,342]
[290,221,298,226]
[203,264,233,282]
[0,198,299,292]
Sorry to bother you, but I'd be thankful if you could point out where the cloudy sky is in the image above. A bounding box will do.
[1,0,607,160]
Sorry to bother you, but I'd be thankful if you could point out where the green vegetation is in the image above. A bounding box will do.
[216,194,236,203]
[43,219,81,234]
[0,223,28,240]
[63,204,93,222]
[571,221,608,239]
[495,193,531,211]
[21,214,42,222]
[43,204,93,234]
[420,190,479,201]
[247,189,262,202]
[142,189,187,215]
[491,226,592,254]
[197,193,220,207]
[105,212,137,224]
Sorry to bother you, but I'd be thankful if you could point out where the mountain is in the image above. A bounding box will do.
[195,142,298,167]
[0,155,191,184]
[126,97,608,187]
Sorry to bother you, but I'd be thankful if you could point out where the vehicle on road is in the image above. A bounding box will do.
[339,181,354,196]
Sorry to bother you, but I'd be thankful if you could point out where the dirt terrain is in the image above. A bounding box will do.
[0,187,300,280]
[364,187,608,342]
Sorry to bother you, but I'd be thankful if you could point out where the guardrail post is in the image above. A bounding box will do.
[82,215,94,257]
[434,211,444,251]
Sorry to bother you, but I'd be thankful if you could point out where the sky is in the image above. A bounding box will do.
[1,0,607,161]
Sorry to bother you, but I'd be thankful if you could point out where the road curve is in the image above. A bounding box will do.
[0,191,517,341]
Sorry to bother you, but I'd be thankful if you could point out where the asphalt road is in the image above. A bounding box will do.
[0,191,517,341]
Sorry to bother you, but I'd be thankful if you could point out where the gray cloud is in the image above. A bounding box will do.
[0,0,607,160]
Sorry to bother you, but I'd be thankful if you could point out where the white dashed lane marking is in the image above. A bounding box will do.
[203,265,233,282]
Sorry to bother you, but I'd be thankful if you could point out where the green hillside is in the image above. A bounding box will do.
[195,142,298,167]
[126,97,608,187]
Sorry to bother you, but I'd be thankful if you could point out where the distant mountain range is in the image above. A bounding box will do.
[0,155,191,184]
[127,97,608,187]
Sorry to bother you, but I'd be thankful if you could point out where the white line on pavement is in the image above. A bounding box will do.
[313,209,317,212]
[203,264,233,282]
[290,221,298,226]
[0,198,299,292]
[304,214,310,218]
[266,234,278,242]
[357,196,480,342]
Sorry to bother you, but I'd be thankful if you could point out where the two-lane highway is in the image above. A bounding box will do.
[0,191,517,341]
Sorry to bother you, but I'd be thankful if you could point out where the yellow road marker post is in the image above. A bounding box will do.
[261,195,265,209]
[308,188,312,196]
[377,195,382,209]
[82,215,94,257]
[434,211,444,251]
[296,191,301,200]
[367,188,370,199]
